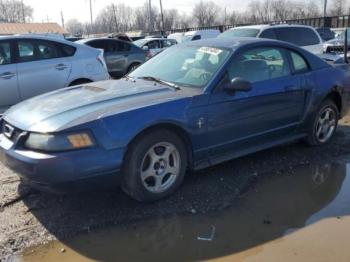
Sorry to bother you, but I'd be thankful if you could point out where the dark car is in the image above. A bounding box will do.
[316,27,335,41]
[1,38,350,202]
[77,38,146,78]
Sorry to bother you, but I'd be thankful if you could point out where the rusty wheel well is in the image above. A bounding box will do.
[125,123,194,170]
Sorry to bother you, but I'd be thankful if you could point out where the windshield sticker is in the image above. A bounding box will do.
[198,47,222,56]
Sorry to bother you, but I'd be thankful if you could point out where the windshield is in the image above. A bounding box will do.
[129,45,231,88]
[338,29,350,41]
[219,28,260,39]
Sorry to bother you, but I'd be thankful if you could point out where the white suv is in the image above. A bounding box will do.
[219,24,323,54]
[0,35,110,114]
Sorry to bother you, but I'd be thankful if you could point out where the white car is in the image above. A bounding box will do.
[183,29,221,42]
[219,24,323,54]
[133,38,177,58]
[0,35,109,114]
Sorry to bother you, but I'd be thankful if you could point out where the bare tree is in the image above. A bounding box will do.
[65,19,84,35]
[0,0,33,23]
[329,0,346,16]
[192,1,221,27]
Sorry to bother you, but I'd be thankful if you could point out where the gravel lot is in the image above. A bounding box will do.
[1,115,350,260]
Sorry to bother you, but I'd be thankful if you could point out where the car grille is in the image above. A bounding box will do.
[326,46,350,53]
[1,121,23,142]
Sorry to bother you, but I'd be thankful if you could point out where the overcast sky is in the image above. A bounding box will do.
[24,0,251,23]
[25,0,325,24]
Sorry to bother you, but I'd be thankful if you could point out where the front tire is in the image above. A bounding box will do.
[306,99,339,146]
[122,129,187,202]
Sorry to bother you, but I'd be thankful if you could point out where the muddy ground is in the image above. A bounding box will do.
[2,116,350,261]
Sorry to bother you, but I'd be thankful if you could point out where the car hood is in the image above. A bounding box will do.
[3,79,198,132]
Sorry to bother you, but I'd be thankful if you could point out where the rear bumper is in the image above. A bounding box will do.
[0,134,124,192]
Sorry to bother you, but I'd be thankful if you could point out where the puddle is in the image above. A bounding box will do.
[13,163,350,262]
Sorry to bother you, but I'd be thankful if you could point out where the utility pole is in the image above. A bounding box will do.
[112,4,118,33]
[323,0,327,17]
[21,0,25,23]
[61,11,65,28]
[159,0,165,36]
[89,0,93,26]
[224,7,227,25]
[149,0,152,33]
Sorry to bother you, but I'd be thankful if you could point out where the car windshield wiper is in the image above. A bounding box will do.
[138,76,181,90]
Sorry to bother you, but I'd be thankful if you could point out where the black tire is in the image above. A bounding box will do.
[305,99,339,146]
[121,129,188,202]
[126,63,140,74]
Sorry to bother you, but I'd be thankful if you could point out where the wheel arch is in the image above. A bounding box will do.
[125,122,194,170]
[68,78,93,86]
[324,88,342,115]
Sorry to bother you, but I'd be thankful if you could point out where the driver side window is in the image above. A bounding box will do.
[228,47,291,83]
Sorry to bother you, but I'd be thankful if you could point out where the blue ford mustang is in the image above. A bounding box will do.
[1,38,350,201]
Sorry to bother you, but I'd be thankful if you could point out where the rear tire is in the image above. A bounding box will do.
[305,99,339,146]
[121,129,187,202]
[126,63,140,74]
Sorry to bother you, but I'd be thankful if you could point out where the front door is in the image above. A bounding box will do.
[206,46,306,163]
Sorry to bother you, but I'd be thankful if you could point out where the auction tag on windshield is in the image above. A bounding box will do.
[198,47,222,56]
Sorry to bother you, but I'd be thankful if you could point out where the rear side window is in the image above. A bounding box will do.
[0,41,12,65]
[106,41,131,52]
[59,43,76,57]
[274,27,320,46]
[88,40,106,50]
[290,51,309,73]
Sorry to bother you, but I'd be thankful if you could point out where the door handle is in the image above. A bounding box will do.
[55,64,68,70]
[0,72,16,79]
[284,85,299,91]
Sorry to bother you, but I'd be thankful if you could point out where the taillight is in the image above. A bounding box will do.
[97,55,107,70]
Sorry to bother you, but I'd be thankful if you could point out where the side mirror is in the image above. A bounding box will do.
[142,46,149,51]
[225,77,252,93]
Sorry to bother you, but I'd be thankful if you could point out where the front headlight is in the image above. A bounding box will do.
[25,132,95,152]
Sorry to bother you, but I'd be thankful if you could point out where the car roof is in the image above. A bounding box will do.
[182,37,281,50]
[0,34,77,46]
[230,24,316,31]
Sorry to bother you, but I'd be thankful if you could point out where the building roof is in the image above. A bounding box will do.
[0,23,68,35]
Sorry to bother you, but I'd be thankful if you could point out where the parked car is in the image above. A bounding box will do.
[107,33,132,42]
[183,29,220,42]
[0,35,109,114]
[219,24,324,54]
[1,38,349,202]
[168,32,186,43]
[78,38,146,78]
[316,27,335,41]
[323,29,350,53]
[133,38,177,57]
[65,36,83,42]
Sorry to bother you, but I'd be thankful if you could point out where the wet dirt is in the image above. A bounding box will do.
[2,116,350,261]
[12,163,350,262]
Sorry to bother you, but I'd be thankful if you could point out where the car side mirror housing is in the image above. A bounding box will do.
[225,77,252,93]
[142,46,149,51]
